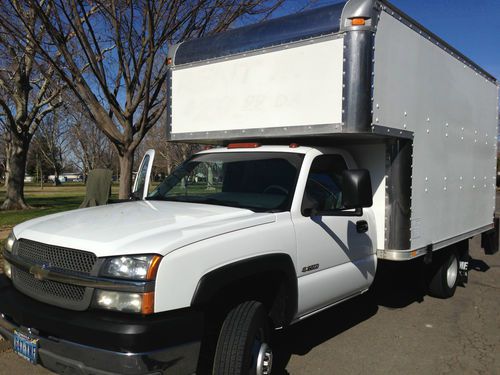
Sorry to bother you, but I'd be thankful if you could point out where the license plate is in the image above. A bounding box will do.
[13,330,38,365]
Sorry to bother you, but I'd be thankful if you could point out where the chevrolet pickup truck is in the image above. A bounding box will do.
[1,0,498,374]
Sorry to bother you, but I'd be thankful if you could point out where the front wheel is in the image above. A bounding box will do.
[427,250,459,299]
[213,301,273,375]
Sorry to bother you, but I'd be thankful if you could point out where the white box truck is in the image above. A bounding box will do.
[1,0,498,374]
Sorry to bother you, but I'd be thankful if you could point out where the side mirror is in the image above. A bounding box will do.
[301,189,320,217]
[342,169,373,209]
[302,202,319,217]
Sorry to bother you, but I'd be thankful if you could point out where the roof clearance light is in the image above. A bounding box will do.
[351,18,366,26]
[289,143,300,148]
[227,143,261,149]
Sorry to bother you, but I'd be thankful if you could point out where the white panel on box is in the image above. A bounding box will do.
[345,143,386,250]
[373,11,498,250]
[171,37,344,134]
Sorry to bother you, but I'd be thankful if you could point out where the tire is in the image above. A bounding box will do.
[427,250,459,299]
[213,301,273,375]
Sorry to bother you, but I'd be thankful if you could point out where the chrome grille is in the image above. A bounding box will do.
[13,268,86,301]
[17,239,96,274]
[12,239,97,310]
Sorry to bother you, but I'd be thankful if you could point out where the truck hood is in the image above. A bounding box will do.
[13,201,276,257]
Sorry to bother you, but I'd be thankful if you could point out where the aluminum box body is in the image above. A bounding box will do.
[167,0,499,257]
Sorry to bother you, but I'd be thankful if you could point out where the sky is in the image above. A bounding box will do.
[279,0,500,81]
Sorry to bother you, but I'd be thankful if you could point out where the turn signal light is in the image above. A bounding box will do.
[141,292,155,315]
[351,18,366,26]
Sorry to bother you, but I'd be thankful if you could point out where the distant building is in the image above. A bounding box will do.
[47,173,83,183]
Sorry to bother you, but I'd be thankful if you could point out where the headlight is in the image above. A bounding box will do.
[93,290,154,314]
[100,255,161,280]
[4,232,16,253]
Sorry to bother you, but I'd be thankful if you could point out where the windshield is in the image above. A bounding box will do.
[147,152,304,212]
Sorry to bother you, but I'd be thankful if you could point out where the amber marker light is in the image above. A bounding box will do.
[141,292,155,315]
[351,18,366,26]
[146,255,162,280]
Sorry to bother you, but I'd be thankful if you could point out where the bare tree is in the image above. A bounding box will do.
[66,102,118,176]
[143,122,200,176]
[0,125,7,183]
[4,0,284,198]
[33,112,70,185]
[0,3,62,209]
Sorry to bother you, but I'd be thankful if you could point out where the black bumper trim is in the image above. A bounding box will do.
[0,276,203,374]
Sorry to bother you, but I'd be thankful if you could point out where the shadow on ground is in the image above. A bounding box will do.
[271,256,490,374]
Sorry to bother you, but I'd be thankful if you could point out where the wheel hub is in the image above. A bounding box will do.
[447,256,458,289]
[256,343,273,375]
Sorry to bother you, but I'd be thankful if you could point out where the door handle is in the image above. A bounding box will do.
[356,220,368,233]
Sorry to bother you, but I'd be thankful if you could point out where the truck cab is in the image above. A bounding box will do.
[1,144,375,375]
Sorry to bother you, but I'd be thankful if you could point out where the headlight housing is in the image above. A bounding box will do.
[4,232,16,253]
[100,255,161,281]
[95,254,161,314]
[93,290,154,314]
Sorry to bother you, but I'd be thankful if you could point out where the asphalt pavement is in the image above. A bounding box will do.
[0,205,499,374]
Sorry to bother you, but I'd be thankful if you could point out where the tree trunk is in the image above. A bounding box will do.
[3,134,11,188]
[1,136,29,210]
[118,150,134,199]
[53,169,61,186]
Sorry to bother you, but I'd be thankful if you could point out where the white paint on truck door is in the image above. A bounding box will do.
[291,151,377,317]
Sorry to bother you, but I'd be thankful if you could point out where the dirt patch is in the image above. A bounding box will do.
[0,226,12,241]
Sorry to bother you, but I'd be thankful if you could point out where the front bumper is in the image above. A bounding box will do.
[0,276,203,374]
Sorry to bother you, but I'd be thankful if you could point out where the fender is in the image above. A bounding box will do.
[191,253,298,324]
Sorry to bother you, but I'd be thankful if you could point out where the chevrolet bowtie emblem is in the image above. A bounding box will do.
[29,264,50,281]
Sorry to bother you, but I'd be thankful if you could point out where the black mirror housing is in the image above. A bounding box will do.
[342,169,373,209]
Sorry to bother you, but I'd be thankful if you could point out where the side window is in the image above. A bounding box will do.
[302,155,347,213]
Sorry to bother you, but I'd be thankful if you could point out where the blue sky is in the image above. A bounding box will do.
[279,0,500,80]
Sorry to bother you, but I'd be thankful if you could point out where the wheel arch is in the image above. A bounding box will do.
[191,253,298,326]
